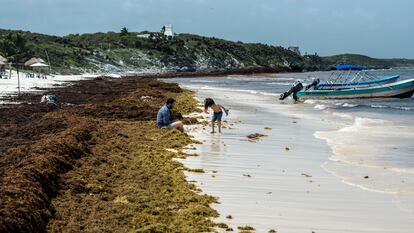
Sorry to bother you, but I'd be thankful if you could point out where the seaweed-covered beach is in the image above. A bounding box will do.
[2,71,414,233]
[0,76,218,232]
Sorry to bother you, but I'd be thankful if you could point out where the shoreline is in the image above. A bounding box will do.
[175,78,414,233]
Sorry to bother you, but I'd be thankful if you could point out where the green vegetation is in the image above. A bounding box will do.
[1,28,413,74]
[322,53,414,69]
[0,32,33,62]
[0,28,305,74]
[120,27,129,36]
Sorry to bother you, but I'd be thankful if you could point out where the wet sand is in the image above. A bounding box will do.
[180,87,414,233]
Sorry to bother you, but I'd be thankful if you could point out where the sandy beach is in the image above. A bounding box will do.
[0,72,102,107]
[174,76,414,233]
[1,72,413,232]
[2,1,414,232]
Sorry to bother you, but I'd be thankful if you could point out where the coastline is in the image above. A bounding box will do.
[1,71,413,232]
[175,78,414,233]
[0,75,219,232]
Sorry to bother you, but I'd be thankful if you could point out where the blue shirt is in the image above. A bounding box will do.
[156,104,172,128]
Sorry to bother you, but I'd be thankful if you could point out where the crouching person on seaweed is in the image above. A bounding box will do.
[156,98,185,132]
[40,94,58,111]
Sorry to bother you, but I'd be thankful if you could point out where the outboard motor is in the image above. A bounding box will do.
[279,80,303,101]
[305,78,320,90]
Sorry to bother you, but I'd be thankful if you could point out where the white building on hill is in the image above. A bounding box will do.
[162,24,174,41]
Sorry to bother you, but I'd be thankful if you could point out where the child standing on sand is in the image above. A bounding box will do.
[204,98,229,134]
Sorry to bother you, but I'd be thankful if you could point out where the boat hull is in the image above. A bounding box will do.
[297,79,414,100]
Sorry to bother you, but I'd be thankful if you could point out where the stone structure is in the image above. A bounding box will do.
[288,46,301,56]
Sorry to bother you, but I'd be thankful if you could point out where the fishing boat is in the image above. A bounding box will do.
[295,78,414,100]
[313,65,399,90]
[316,75,399,90]
[279,64,413,101]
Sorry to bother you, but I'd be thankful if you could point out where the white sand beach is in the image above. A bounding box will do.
[177,78,414,233]
[0,70,84,100]
[0,70,123,102]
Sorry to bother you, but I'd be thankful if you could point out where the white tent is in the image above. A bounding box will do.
[30,62,49,67]
[27,62,49,79]
[24,57,46,66]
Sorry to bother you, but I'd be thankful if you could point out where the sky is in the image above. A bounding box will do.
[0,0,413,58]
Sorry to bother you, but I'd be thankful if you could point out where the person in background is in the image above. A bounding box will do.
[204,98,229,134]
[40,94,58,111]
[156,97,184,132]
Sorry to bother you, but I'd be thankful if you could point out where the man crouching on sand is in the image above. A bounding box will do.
[156,98,185,132]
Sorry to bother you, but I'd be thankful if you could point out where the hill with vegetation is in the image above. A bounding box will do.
[1,28,413,74]
[322,54,414,69]
[0,28,315,74]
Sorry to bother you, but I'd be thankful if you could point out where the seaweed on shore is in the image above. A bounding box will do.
[238,225,256,232]
[0,113,97,233]
[0,77,217,232]
[47,121,218,233]
[246,133,267,141]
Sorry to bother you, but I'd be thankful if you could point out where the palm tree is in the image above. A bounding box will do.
[120,27,129,36]
[0,33,32,62]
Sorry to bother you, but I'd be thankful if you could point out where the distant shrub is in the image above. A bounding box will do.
[120,27,129,36]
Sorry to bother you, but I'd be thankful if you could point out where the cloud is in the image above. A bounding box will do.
[0,0,413,57]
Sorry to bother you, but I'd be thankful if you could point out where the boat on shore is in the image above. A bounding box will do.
[295,78,414,100]
[314,65,399,90]
[316,75,399,90]
[279,64,413,101]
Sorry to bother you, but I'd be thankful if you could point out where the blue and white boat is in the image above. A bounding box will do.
[316,75,400,90]
[279,65,413,101]
[315,65,399,90]
[296,78,414,100]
